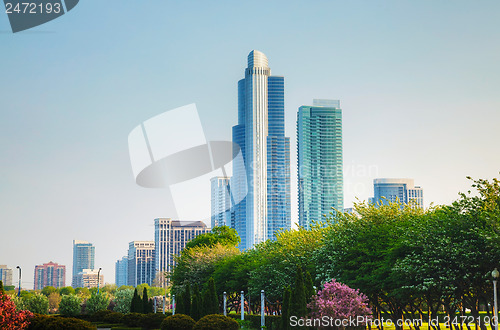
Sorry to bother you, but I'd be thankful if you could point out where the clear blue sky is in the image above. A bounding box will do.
[1,0,499,288]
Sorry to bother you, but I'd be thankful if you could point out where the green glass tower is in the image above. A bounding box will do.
[297,99,343,229]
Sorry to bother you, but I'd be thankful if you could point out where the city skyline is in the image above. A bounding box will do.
[1,1,499,287]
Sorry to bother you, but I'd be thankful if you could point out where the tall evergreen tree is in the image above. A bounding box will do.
[142,287,152,314]
[183,283,191,316]
[175,290,184,315]
[130,288,139,313]
[0,280,4,295]
[304,271,315,304]
[206,278,218,315]
[191,285,201,320]
[281,286,291,330]
[290,266,307,318]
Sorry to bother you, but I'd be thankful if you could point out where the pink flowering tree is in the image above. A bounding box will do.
[308,279,372,324]
[0,292,33,329]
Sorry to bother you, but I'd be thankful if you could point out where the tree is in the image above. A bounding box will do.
[191,285,201,320]
[114,288,134,314]
[0,291,33,329]
[48,292,61,313]
[185,226,241,249]
[58,286,75,296]
[26,292,49,314]
[75,287,90,299]
[86,292,109,314]
[0,280,4,294]
[304,271,315,304]
[41,286,57,297]
[172,243,239,294]
[308,279,371,322]
[59,294,82,317]
[290,266,307,318]
[281,286,291,330]
[183,282,191,316]
[142,287,152,314]
[203,277,218,315]
[130,288,143,313]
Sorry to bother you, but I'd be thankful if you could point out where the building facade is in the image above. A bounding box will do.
[72,240,95,288]
[74,269,104,289]
[127,241,155,287]
[115,256,128,287]
[297,99,344,229]
[0,265,13,287]
[232,50,291,250]
[371,178,424,208]
[154,218,210,281]
[34,261,65,290]
[210,176,232,228]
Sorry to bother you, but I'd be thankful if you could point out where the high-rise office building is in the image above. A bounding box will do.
[297,99,344,229]
[75,269,104,289]
[232,50,291,250]
[127,241,155,287]
[154,218,210,282]
[211,176,232,228]
[115,256,128,287]
[371,178,423,208]
[72,240,95,288]
[34,261,66,290]
[0,265,13,287]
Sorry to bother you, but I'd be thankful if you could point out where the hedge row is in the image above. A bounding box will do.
[228,313,281,329]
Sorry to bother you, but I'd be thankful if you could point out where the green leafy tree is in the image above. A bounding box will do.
[75,287,90,299]
[58,286,75,296]
[47,292,61,313]
[185,226,241,249]
[86,292,109,314]
[281,286,291,330]
[117,285,134,291]
[40,286,57,297]
[26,292,49,314]
[114,288,134,314]
[59,294,82,317]
[0,280,4,294]
[172,243,239,294]
[290,266,307,318]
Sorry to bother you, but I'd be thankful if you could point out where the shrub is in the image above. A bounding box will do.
[228,314,281,330]
[59,294,82,317]
[194,314,239,330]
[161,313,195,330]
[90,309,122,323]
[141,312,169,329]
[26,293,49,315]
[0,292,33,329]
[27,314,95,329]
[121,312,145,327]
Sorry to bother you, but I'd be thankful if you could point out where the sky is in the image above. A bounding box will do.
[1,0,499,289]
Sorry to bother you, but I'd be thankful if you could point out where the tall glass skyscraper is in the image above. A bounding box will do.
[232,50,291,250]
[72,240,95,288]
[210,176,232,228]
[297,99,343,229]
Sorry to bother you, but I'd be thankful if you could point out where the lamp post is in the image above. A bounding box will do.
[97,268,102,294]
[16,266,21,297]
[493,268,499,330]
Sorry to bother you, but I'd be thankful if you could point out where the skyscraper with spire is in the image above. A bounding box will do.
[232,50,291,250]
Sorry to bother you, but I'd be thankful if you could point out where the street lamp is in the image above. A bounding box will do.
[16,266,21,297]
[97,268,102,294]
[493,268,499,330]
